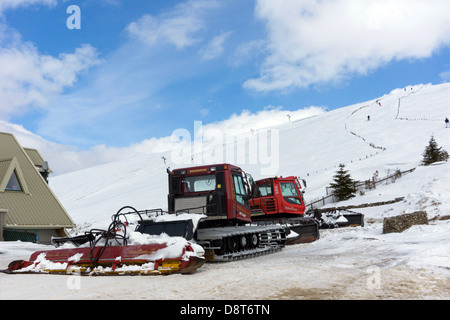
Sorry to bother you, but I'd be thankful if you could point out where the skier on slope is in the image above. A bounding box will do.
[446,117,450,128]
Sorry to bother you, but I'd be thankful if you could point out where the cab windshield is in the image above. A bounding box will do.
[181,174,216,193]
[280,182,302,205]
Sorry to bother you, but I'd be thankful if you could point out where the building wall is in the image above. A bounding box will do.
[38,228,68,244]
[0,209,7,241]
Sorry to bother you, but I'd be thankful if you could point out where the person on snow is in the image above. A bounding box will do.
[446,117,450,128]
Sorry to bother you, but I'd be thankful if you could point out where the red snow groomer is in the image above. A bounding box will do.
[250,176,364,230]
[2,207,206,276]
[249,176,320,244]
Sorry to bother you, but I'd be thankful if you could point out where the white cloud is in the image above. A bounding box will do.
[229,39,266,67]
[199,108,209,117]
[101,0,121,6]
[0,118,175,174]
[245,0,450,92]
[0,0,56,14]
[200,31,232,60]
[126,0,220,49]
[0,25,101,118]
[33,0,224,147]
[0,119,84,174]
[439,71,450,82]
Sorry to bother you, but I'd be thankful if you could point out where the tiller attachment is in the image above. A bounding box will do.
[4,243,205,275]
[2,206,205,275]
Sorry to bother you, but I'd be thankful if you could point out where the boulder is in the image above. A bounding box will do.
[383,211,428,234]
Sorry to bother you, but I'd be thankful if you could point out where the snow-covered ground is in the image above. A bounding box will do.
[1,83,450,300]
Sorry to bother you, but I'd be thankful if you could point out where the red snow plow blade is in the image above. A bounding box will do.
[4,243,205,275]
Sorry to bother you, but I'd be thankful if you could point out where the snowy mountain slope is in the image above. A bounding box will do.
[269,83,449,198]
[50,153,170,229]
[50,82,450,228]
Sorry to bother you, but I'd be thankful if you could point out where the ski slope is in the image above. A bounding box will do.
[1,83,449,300]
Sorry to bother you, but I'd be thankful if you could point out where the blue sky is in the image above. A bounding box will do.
[1,0,450,172]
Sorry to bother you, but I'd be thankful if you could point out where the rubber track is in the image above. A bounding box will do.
[211,245,283,262]
[197,225,286,262]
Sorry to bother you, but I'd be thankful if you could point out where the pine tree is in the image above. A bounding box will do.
[329,164,356,201]
[421,135,449,166]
